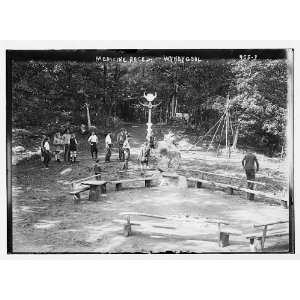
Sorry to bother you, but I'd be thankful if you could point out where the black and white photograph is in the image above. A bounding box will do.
[7,49,294,254]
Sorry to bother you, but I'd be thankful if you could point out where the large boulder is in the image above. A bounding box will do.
[155,133,187,189]
[156,133,181,172]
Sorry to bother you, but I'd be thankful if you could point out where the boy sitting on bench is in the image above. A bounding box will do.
[94,159,102,180]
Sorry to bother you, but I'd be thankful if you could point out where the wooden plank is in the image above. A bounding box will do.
[245,229,289,239]
[81,180,107,186]
[70,174,99,184]
[182,169,266,186]
[238,187,286,201]
[253,220,289,228]
[69,186,90,194]
[109,177,154,184]
[187,177,238,190]
[162,173,180,179]
[112,219,141,226]
[120,212,168,220]
[187,177,286,201]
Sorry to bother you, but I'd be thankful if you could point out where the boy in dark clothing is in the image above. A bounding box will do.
[94,159,102,180]
[138,142,151,174]
[117,128,126,161]
[69,133,78,163]
[242,152,259,199]
[149,134,155,149]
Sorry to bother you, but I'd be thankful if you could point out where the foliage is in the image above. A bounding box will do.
[11,57,288,154]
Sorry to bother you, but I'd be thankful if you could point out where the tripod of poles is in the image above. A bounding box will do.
[188,96,237,158]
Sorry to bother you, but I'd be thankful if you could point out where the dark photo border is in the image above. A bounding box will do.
[6,48,294,254]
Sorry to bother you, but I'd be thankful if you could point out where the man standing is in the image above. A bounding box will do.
[242,152,259,200]
[88,131,99,160]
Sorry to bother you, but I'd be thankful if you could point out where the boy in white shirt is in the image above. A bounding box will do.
[88,132,98,160]
[43,137,51,169]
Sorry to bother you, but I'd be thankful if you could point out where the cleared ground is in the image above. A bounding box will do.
[11,123,290,253]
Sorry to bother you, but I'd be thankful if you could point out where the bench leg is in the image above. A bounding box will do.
[89,185,101,201]
[227,187,233,195]
[281,200,288,209]
[219,232,230,247]
[247,191,255,200]
[196,181,202,188]
[145,179,151,188]
[123,217,132,237]
[249,237,262,252]
[101,184,107,194]
[73,193,80,204]
[116,183,122,191]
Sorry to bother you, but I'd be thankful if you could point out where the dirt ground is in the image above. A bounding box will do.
[11,123,290,253]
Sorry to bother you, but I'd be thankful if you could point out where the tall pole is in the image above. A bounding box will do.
[225,96,231,158]
[147,106,152,141]
[141,92,159,141]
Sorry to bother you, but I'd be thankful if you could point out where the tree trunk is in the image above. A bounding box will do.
[232,126,239,150]
[86,103,92,128]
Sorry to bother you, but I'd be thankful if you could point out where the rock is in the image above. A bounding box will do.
[156,140,181,172]
[60,168,72,175]
[159,173,187,189]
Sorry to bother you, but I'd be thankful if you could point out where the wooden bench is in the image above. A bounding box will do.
[117,212,241,248]
[187,177,239,195]
[69,185,91,202]
[182,169,266,186]
[69,174,101,202]
[81,180,108,201]
[187,177,288,207]
[108,176,154,191]
[204,218,242,247]
[245,221,289,252]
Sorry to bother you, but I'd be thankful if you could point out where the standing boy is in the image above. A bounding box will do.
[138,142,151,174]
[88,131,98,160]
[122,137,131,170]
[117,128,126,161]
[105,132,113,162]
[53,131,64,162]
[43,137,51,169]
[69,133,78,163]
[63,129,71,162]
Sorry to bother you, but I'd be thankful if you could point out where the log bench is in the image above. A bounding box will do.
[69,185,91,202]
[108,176,154,191]
[206,219,242,247]
[117,212,241,247]
[187,177,238,194]
[81,180,108,201]
[245,221,289,252]
[69,174,102,202]
[187,177,288,207]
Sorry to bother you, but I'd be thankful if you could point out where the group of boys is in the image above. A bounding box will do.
[41,129,78,168]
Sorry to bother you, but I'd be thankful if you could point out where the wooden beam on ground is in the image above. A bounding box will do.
[187,177,286,202]
[253,220,289,228]
[181,169,266,186]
